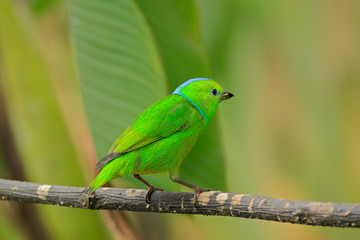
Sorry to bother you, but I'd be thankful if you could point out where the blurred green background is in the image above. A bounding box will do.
[1,0,360,239]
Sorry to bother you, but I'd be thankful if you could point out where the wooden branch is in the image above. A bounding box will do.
[1,178,359,228]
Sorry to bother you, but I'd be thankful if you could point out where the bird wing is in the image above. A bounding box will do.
[96,95,196,170]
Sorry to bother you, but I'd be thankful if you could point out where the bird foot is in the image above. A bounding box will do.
[145,185,163,203]
[194,187,210,207]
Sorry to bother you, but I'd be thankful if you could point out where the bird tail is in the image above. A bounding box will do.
[83,160,122,194]
[82,176,104,194]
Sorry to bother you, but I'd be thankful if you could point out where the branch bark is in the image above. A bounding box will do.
[1,178,359,228]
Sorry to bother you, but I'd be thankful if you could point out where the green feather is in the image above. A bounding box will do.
[85,78,233,193]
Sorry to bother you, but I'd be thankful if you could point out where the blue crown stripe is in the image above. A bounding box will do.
[172,78,211,94]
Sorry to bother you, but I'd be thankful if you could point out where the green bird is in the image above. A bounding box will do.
[84,78,234,203]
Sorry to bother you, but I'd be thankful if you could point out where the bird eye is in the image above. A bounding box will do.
[211,88,218,96]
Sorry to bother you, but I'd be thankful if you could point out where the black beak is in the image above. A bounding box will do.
[220,91,234,101]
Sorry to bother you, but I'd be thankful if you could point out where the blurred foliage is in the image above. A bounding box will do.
[30,0,56,14]
[0,0,359,240]
[0,0,110,239]
[198,1,360,239]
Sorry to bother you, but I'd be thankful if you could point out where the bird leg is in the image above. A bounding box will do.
[169,174,210,207]
[133,174,163,203]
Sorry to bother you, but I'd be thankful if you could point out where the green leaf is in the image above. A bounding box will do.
[68,0,167,156]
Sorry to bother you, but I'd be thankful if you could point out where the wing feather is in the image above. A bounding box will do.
[96,95,195,169]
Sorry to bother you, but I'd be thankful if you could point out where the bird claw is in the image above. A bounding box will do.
[194,188,210,208]
[145,185,163,203]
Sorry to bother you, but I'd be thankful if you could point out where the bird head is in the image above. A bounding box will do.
[172,78,234,122]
